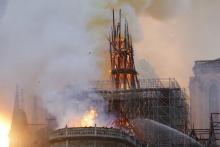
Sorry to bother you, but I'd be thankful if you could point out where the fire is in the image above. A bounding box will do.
[80,107,98,127]
[0,118,10,147]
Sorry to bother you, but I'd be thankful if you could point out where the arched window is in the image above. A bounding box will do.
[209,84,219,113]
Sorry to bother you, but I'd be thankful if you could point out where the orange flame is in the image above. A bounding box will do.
[80,107,98,127]
[0,117,10,147]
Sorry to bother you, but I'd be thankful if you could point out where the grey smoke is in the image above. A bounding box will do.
[0,0,102,125]
[0,0,192,126]
[147,0,191,19]
[136,59,158,79]
[44,86,115,128]
[0,0,7,19]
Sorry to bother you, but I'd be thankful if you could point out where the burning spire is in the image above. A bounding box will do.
[109,10,140,90]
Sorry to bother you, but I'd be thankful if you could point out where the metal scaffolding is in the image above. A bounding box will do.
[90,10,191,146]
[93,78,190,146]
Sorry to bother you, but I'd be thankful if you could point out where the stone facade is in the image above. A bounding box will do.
[190,58,220,129]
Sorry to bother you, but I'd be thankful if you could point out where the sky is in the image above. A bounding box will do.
[0,0,219,130]
[136,0,220,88]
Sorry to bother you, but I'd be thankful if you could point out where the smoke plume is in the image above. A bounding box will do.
[147,0,191,19]
[0,0,143,126]
[0,0,192,127]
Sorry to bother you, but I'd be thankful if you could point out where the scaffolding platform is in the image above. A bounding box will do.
[90,78,189,146]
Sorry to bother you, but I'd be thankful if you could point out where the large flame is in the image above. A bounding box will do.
[80,107,98,127]
[0,118,10,147]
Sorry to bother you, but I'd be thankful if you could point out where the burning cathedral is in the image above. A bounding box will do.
[9,10,204,147]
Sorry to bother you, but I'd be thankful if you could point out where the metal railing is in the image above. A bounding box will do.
[91,78,180,91]
[49,127,142,146]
